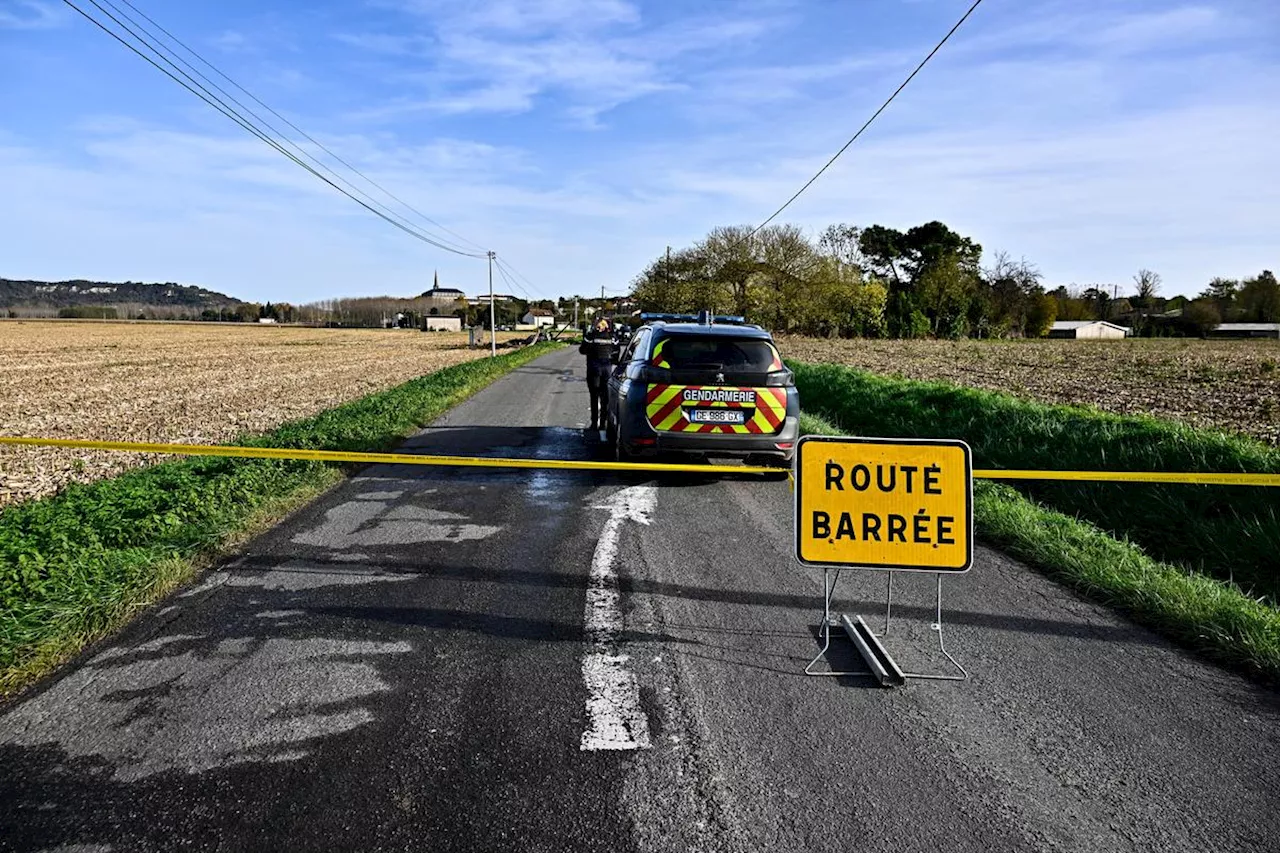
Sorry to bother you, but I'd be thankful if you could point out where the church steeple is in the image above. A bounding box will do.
[433,269,439,290]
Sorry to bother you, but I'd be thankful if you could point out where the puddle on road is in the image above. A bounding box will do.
[291,488,501,549]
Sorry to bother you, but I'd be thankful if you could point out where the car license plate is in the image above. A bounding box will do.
[688,408,745,424]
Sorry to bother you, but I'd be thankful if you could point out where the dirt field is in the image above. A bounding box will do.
[0,321,528,507]
[780,336,1280,445]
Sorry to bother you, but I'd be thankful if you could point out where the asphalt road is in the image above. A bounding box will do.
[2,347,1278,852]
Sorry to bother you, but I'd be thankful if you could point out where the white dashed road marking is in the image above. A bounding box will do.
[580,485,655,751]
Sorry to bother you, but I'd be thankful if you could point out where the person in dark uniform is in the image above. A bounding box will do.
[579,317,615,431]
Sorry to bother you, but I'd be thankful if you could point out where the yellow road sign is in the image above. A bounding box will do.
[795,436,973,572]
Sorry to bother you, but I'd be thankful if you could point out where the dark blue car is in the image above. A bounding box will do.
[605,312,800,467]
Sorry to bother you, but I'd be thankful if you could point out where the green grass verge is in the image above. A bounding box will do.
[799,404,1280,684]
[0,343,560,695]
[790,361,1280,603]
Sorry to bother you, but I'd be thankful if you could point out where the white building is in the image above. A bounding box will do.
[1048,320,1128,339]
[424,315,462,332]
[1209,323,1280,339]
[521,309,556,328]
[468,293,518,307]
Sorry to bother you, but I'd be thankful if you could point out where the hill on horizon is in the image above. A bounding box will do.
[0,278,243,310]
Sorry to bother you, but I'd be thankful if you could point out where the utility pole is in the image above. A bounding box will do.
[666,245,671,288]
[574,298,579,331]
[488,251,497,357]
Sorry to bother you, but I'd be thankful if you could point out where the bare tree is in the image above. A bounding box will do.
[1133,269,1161,310]
[1132,269,1162,334]
[817,223,863,272]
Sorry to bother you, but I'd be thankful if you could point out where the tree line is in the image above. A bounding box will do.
[630,222,1277,338]
[1050,270,1279,336]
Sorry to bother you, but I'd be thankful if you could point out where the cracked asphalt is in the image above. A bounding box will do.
[2,347,1277,852]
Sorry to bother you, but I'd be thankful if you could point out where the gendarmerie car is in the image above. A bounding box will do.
[605,311,799,468]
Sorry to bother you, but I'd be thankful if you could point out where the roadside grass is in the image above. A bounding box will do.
[791,361,1280,604]
[798,396,1280,684]
[0,343,559,697]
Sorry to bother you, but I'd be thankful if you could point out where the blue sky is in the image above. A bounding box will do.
[1,0,1277,303]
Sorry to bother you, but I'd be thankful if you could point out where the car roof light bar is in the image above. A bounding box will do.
[638,312,749,325]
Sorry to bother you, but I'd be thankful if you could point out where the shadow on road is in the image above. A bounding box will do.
[221,552,1172,648]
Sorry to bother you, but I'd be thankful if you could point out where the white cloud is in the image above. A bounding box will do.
[391,0,640,33]
[952,3,1244,58]
[1086,6,1229,51]
[0,119,637,300]
[0,0,62,29]
[210,29,249,52]
[341,0,772,124]
[3,0,1277,304]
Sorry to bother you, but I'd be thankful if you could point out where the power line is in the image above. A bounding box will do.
[108,0,490,256]
[493,256,535,294]
[80,0,484,257]
[62,0,488,258]
[96,0,476,257]
[492,258,531,301]
[492,256,536,300]
[748,0,984,238]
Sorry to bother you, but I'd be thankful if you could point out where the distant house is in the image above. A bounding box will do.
[521,309,556,328]
[1208,323,1280,339]
[257,317,278,324]
[468,293,517,306]
[1048,320,1128,339]
[423,315,462,332]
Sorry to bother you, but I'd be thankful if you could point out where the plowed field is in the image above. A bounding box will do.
[0,321,523,507]
[780,336,1280,445]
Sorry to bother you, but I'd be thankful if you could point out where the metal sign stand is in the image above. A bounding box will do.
[803,568,873,679]
[882,571,968,682]
[803,567,967,685]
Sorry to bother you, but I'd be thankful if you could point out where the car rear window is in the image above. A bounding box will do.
[661,337,778,371]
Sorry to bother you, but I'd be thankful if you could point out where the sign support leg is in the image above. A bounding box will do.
[884,570,893,635]
[803,567,869,677]
[893,574,968,682]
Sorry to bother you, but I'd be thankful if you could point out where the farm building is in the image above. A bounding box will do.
[1048,320,1128,339]
[1208,323,1280,339]
[423,315,462,332]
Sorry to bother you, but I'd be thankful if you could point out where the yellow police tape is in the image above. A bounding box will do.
[1,436,1279,487]
[0,436,778,476]
[972,469,1280,487]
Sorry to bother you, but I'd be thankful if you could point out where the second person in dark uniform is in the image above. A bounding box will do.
[579,317,615,431]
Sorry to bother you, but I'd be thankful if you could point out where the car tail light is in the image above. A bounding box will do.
[775,442,794,450]
[633,437,657,446]
[765,369,794,387]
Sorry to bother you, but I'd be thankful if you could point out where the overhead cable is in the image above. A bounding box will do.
[492,258,532,301]
[108,0,489,256]
[747,0,985,237]
[62,0,488,258]
[493,257,536,300]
